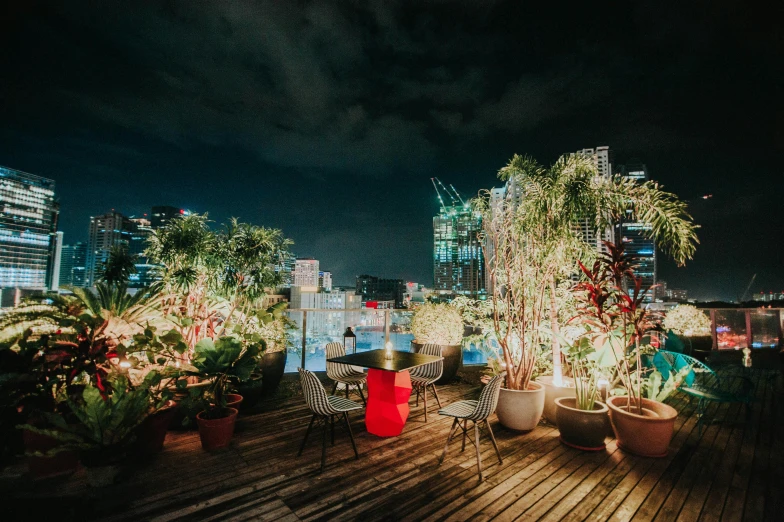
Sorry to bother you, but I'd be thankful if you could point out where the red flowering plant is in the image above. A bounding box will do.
[570,241,657,415]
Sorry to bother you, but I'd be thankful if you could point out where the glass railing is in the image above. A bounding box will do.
[283,308,488,373]
[282,307,783,373]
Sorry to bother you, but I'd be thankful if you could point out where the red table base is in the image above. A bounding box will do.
[365,368,412,437]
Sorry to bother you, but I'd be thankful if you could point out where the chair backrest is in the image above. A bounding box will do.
[298,368,335,416]
[643,349,715,388]
[467,373,505,421]
[410,343,444,381]
[325,342,355,381]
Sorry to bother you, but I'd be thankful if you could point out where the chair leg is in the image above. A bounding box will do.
[344,412,359,459]
[432,384,442,408]
[331,382,338,395]
[415,385,420,407]
[356,383,366,406]
[346,384,350,399]
[423,384,428,422]
[440,418,459,464]
[298,413,316,456]
[486,420,502,464]
[331,414,335,446]
[321,416,328,473]
[461,419,468,452]
[474,421,484,481]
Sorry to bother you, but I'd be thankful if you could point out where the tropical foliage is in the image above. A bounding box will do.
[496,153,699,385]
[664,304,711,337]
[409,302,464,345]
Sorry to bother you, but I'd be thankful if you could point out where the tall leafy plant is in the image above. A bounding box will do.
[497,154,699,386]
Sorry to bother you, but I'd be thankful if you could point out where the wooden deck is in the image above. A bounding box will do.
[4,367,782,521]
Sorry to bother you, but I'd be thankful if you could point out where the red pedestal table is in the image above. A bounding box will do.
[365,369,412,437]
[324,348,443,438]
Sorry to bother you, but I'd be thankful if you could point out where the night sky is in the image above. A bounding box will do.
[1,2,781,300]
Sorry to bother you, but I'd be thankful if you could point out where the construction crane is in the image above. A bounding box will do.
[739,273,757,303]
[431,178,467,212]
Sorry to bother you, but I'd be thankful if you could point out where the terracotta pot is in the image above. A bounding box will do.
[260,351,287,397]
[536,375,576,425]
[196,407,238,451]
[134,402,178,456]
[495,381,545,432]
[22,429,79,479]
[606,396,677,457]
[224,394,243,408]
[555,397,609,451]
[411,341,462,384]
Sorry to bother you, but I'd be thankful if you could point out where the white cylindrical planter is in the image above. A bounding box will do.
[536,375,576,426]
[495,381,545,432]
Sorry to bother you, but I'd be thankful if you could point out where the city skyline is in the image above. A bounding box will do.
[0,2,780,300]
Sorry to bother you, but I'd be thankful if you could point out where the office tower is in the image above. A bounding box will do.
[86,211,135,286]
[432,196,486,297]
[293,258,319,287]
[290,286,362,335]
[319,271,332,292]
[150,206,184,229]
[356,274,406,308]
[128,216,157,288]
[575,146,616,251]
[617,162,656,301]
[50,231,64,291]
[0,165,59,290]
[59,242,88,288]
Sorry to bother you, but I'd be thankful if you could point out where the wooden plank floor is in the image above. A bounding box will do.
[3,368,781,521]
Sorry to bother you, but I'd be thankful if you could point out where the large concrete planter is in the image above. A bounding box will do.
[495,381,545,432]
[411,341,461,384]
[536,375,576,425]
[555,397,609,451]
[606,396,677,457]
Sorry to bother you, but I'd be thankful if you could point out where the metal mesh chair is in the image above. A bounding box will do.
[325,342,367,405]
[438,373,505,481]
[410,343,443,421]
[297,368,363,472]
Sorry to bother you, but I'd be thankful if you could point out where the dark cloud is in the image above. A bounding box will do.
[0,1,781,297]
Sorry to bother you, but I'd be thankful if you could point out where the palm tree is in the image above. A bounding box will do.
[495,153,699,385]
[100,245,138,286]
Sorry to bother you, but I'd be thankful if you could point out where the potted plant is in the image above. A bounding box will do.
[577,242,678,458]
[186,337,258,450]
[409,301,464,383]
[664,304,712,359]
[555,336,614,450]
[24,372,157,486]
[253,302,295,397]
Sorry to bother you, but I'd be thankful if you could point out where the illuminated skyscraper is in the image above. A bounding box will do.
[86,211,135,286]
[618,162,656,301]
[150,206,183,229]
[59,242,88,288]
[432,180,485,297]
[0,165,59,290]
[575,146,616,251]
[128,216,157,288]
[293,258,319,287]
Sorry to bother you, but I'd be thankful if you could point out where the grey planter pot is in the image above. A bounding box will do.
[260,351,287,398]
[410,341,461,384]
[555,397,609,451]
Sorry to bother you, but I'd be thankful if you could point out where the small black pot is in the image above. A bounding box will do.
[689,335,713,361]
[410,341,462,384]
[237,374,264,410]
[260,351,287,398]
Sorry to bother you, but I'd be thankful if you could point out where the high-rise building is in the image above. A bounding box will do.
[356,274,406,308]
[617,162,656,301]
[0,165,59,290]
[433,202,486,297]
[293,258,319,287]
[59,242,88,288]
[575,147,616,251]
[274,251,296,288]
[50,231,64,291]
[86,211,135,286]
[150,206,184,229]
[319,271,333,292]
[128,216,157,288]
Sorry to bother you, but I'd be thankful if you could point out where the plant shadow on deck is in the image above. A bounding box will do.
[2,362,782,522]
